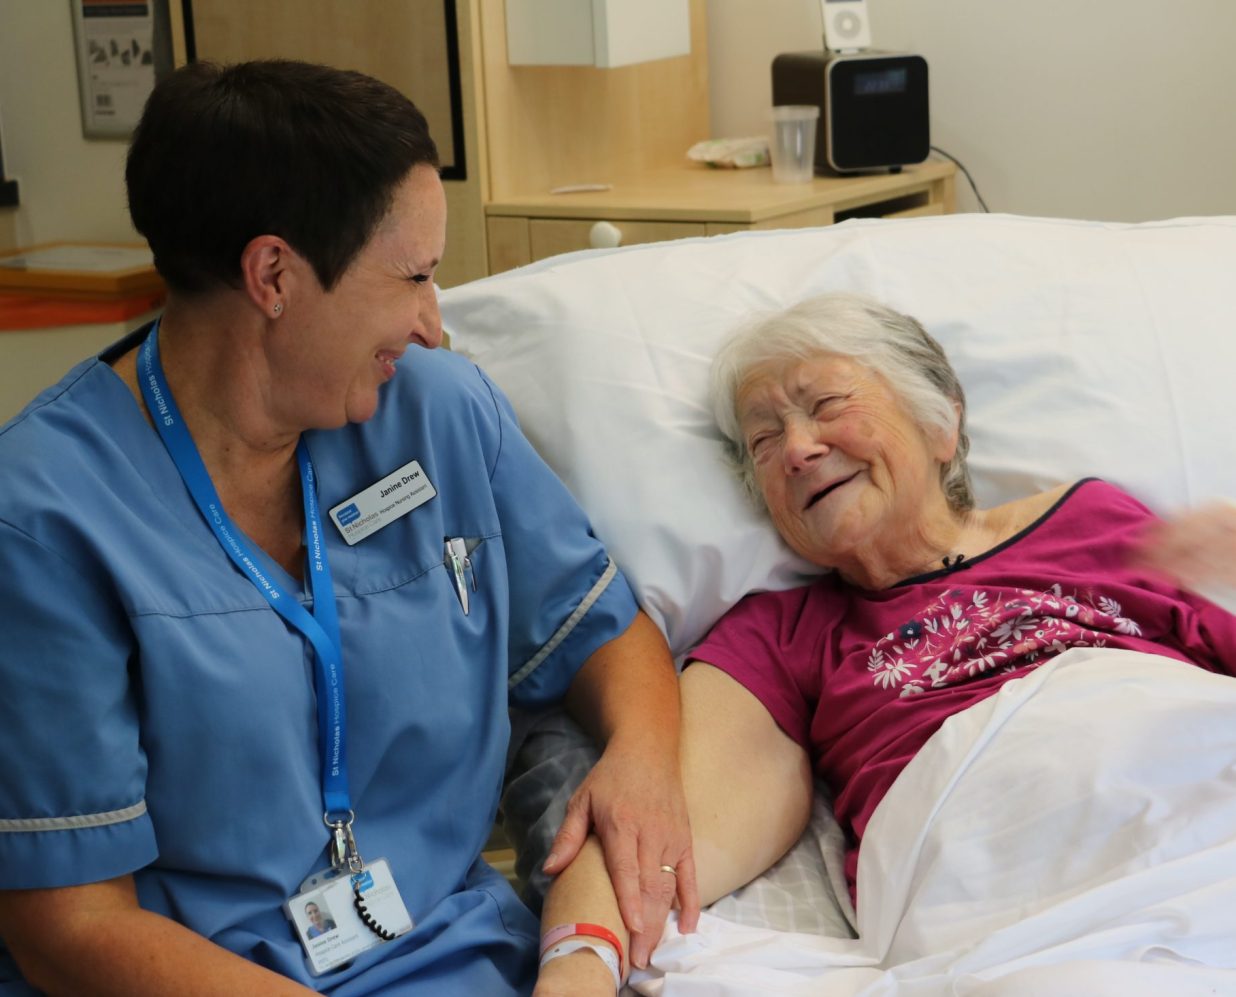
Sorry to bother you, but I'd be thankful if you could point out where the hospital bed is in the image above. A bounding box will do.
[441,214,1236,994]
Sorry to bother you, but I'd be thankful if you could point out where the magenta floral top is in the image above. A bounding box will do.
[691,479,1236,898]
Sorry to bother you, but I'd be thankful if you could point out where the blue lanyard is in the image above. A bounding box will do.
[138,322,358,864]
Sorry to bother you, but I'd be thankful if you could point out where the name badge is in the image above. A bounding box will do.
[287,858,414,976]
[329,460,437,545]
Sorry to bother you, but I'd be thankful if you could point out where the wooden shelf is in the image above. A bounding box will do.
[0,242,164,301]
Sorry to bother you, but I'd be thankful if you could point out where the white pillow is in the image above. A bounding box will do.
[441,214,1236,656]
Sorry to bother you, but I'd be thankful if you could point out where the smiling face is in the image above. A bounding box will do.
[737,353,957,573]
[273,164,447,428]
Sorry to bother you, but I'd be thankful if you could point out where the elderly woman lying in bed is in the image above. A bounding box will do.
[534,292,1236,995]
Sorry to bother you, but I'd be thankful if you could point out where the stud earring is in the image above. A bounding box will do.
[273,302,283,315]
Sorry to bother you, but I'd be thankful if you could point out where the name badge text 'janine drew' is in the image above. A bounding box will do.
[329,460,436,545]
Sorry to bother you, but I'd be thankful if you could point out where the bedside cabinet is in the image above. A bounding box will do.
[485,159,956,273]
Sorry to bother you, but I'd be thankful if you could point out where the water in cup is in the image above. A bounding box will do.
[769,105,819,183]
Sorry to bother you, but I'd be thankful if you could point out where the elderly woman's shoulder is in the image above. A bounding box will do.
[723,574,849,623]
[990,479,1151,538]
[993,481,1077,531]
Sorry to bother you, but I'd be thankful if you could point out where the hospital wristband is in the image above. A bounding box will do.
[540,921,625,977]
[538,939,621,993]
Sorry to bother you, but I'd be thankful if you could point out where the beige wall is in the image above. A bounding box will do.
[3,0,1235,250]
[0,1,138,251]
[707,0,1236,220]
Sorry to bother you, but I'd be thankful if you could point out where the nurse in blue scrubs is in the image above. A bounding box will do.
[0,60,696,995]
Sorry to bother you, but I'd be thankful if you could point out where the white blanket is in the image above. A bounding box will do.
[632,649,1236,995]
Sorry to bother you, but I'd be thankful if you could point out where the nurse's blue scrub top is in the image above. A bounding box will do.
[0,328,638,994]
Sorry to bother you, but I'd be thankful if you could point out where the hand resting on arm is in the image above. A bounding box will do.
[536,661,813,992]
[545,610,699,969]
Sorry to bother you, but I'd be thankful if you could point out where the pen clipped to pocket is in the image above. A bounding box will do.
[444,536,478,614]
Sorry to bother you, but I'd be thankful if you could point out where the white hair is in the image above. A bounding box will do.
[710,291,974,512]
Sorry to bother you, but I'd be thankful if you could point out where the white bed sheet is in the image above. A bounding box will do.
[631,649,1236,995]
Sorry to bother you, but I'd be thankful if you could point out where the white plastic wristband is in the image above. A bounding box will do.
[538,939,621,993]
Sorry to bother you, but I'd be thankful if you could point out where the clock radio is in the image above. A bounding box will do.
[772,50,929,175]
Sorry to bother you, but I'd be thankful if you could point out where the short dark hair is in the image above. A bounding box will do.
[126,59,439,294]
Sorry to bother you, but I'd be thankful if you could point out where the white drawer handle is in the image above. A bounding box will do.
[589,220,623,249]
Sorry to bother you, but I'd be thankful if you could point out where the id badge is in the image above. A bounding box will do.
[286,858,414,976]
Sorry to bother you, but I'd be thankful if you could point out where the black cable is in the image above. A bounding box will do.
[930,145,990,213]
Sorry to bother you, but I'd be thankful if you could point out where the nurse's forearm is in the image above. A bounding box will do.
[0,875,315,997]
[564,610,680,754]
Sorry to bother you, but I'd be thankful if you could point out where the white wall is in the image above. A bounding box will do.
[0,0,138,250]
[708,0,1236,220]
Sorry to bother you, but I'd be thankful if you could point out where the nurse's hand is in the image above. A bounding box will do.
[533,948,618,997]
[542,739,698,970]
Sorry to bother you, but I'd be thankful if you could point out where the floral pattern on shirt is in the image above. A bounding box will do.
[867,584,1145,698]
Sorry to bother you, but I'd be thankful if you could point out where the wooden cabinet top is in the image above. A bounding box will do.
[485,159,956,224]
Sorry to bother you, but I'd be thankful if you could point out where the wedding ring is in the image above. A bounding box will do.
[659,864,677,876]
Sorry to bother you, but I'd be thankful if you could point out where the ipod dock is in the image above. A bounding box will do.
[772,50,930,175]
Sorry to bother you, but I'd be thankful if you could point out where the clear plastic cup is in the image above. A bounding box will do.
[769,105,819,183]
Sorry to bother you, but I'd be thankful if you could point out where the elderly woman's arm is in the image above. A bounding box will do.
[0,876,316,996]
[673,662,815,903]
[536,661,813,993]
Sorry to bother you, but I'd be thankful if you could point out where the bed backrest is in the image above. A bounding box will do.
[441,214,1236,655]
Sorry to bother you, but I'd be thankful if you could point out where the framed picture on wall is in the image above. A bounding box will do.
[181,0,467,180]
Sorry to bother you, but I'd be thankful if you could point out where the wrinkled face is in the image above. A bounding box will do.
[737,354,953,567]
[277,164,447,428]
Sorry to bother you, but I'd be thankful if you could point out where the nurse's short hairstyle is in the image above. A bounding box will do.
[711,291,975,514]
[126,59,439,295]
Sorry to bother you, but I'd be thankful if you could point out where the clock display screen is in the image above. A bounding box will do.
[853,67,908,96]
